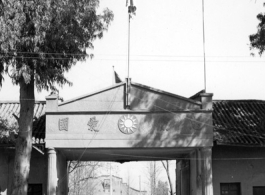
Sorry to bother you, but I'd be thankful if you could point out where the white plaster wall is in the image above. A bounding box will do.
[213,146,265,195]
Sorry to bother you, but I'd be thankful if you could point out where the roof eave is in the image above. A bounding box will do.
[215,141,265,147]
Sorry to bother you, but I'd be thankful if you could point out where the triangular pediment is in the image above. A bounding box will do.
[58,81,201,112]
[58,82,126,112]
[129,82,201,111]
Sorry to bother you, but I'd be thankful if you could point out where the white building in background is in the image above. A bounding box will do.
[86,175,147,195]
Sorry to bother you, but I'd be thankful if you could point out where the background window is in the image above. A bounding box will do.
[220,183,240,195]
[28,184,42,195]
[103,179,110,189]
[253,186,265,195]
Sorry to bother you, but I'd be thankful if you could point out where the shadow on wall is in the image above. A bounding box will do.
[128,85,212,148]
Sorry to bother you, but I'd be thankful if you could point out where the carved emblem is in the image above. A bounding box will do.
[88,117,99,132]
[59,118,69,131]
[118,115,138,134]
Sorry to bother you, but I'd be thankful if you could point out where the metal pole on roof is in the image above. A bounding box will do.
[202,0,207,92]
[127,0,136,79]
[128,13,131,79]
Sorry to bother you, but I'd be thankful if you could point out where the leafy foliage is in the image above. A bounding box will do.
[0,1,113,194]
[0,0,113,91]
[250,3,265,55]
[0,117,18,143]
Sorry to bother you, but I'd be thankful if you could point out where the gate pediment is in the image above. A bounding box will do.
[46,81,213,148]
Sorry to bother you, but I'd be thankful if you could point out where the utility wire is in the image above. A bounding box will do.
[2,92,265,140]
[2,51,265,58]
[2,91,265,165]
[2,55,265,62]
[69,87,120,170]
[57,87,121,186]
[0,51,90,56]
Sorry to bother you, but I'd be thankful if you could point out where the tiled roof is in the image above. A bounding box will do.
[1,99,265,147]
[0,101,46,145]
[213,100,265,146]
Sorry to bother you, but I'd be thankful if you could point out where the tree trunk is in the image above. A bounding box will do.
[11,78,35,195]
[162,161,174,195]
[153,162,156,195]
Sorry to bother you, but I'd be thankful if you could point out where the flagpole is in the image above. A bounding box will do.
[128,12,131,79]
[126,0,135,109]
[127,0,136,79]
[202,0,207,92]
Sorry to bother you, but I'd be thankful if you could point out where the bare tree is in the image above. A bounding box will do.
[161,161,174,195]
[146,161,161,195]
[68,161,121,195]
[68,161,101,195]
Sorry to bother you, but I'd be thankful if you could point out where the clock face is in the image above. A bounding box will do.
[118,115,138,134]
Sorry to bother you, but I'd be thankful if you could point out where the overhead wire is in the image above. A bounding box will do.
[1,52,265,62]
[2,94,265,140]
[2,89,265,141]
[2,51,265,58]
[55,92,265,172]
[3,82,265,190]
[131,95,265,140]
[1,73,265,164]
[2,55,265,62]
[61,86,121,184]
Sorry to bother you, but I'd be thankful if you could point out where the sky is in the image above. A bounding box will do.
[1,0,265,101]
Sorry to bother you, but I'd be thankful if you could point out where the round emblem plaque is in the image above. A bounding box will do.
[118,115,138,134]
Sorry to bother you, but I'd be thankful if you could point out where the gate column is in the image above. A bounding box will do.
[202,147,213,195]
[47,147,57,195]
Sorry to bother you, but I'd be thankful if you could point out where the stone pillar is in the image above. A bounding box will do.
[202,147,213,195]
[56,151,68,195]
[195,149,203,195]
[47,148,57,195]
[46,93,58,112]
[200,93,213,110]
[175,160,182,195]
[190,151,197,195]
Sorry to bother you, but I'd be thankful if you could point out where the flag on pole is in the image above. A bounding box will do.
[126,0,136,15]
[114,71,122,83]
[113,66,122,84]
